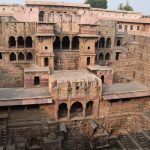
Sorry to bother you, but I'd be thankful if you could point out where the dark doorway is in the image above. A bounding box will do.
[116,52,120,60]
[99,53,104,61]
[17,36,24,48]
[62,36,70,49]
[26,36,32,48]
[53,36,60,50]
[26,52,33,61]
[18,52,25,61]
[58,103,68,118]
[39,11,45,22]
[117,40,121,46]
[34,76,40,86]
[72,36,79,49]
[101,75,104,84]
[10,52,16,61]
[106,38,111,48]
[44,57,49,66]
[87,57,90,65]
[9,36,16,47]
[0,53,2,59]
[105,53,110,60]
[99,37,105,48]
[86,101,94,116]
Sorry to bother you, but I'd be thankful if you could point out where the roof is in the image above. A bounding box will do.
[50,70,100,83]
[0,87,50,100]
[24,65,50,73]
[87,65,113,71]
[25,0,90,8]
[102,81,150,100]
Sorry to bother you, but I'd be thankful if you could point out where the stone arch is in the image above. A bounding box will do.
[87,57,90,65]
[17,36,24,47]
[39,11,45,22]
[99,37,105,48]
[26,52,33,61]
[99,53,104,61]
[10,52,16,61]
[72,36,79,49]
[105,53,110,60]
[86,101,94,116]
[18,52,25,60]
[106,38,111,48]
[0,52,2,59]
[26,36,32,48]
[62,36,70,49]
[9,36,16,47]
[53,36,60,50]
[58,103,68,118]
[70,101,83,118]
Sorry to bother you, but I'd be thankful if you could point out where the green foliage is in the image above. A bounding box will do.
[118,1,133,11]
[85,0,107,9]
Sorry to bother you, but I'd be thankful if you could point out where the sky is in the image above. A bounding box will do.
[1,0,150,15]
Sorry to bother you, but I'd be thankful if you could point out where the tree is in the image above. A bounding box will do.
[118,0,133,11]
[85,0,107,9]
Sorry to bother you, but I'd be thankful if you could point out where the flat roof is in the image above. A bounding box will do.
[25,0,90,8]
[0,87,50,100]
[87,65,113,71]
[50,70,100,83]
[102,81,150,100]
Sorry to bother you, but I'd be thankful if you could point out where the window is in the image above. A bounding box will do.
[45,46,48,50]
[87,57,90,65]
[34,76,40,86]
[88,46,90,50]
[137,26,140,30]
[44,57,49,66]
[130,25,133,30]
[101,75,104,84]
[119,25,122,29]
[116,52,120,60]
[10,52,16,61]
[39,11,45,22]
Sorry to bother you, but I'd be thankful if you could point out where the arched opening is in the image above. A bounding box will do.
[58,103,68,118]
[26,36,32,48]
[70,102,83,118]
[95,41,99,49]
[62,36,70,50]
[72,36,79,49]
[0,53,2,59]
[99,37,105,48]
[17,36,24,48]
[106,38,111,48]
[86,101,94,116]
[26,52,33,61]
[39,11,45,22]
[99,53,104,61]
[117,40,121,46]
[53,36,60,50]
[105,53,110,60]
[101,75,104,84]
[44,57,49,66]
[87,57,90,65]
[116,52,120,60]
[10,52,16,61]
[18,52,25,61]
[9,36,16,47]
[34,76,40,86]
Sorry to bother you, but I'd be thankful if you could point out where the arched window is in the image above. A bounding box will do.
[87,57,90,65]
[99,37,105,48]
[44,57,49,66]
[95,41,99,49]
[26,52,33,61]
[58,103,68,118]
[0,53,2,59]
[10,52,16,61]
[26,36,32,48]
[34,76,40,86]
[53,36,60,50]
[106,38,111,48]
[70,102,83,118]
[17,36,24,48]
[9,36,16,47]
[39,11,45,22]
[62,36,70,49]
[117,40,121,46]
[18,52,25,60]
[86,101,94,116]
[99,53,104,61]
[105,53,110,60]
[72,36,79,49]
[101,75,104,84]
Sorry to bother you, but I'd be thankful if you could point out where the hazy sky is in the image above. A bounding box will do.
[1,0,150,15]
